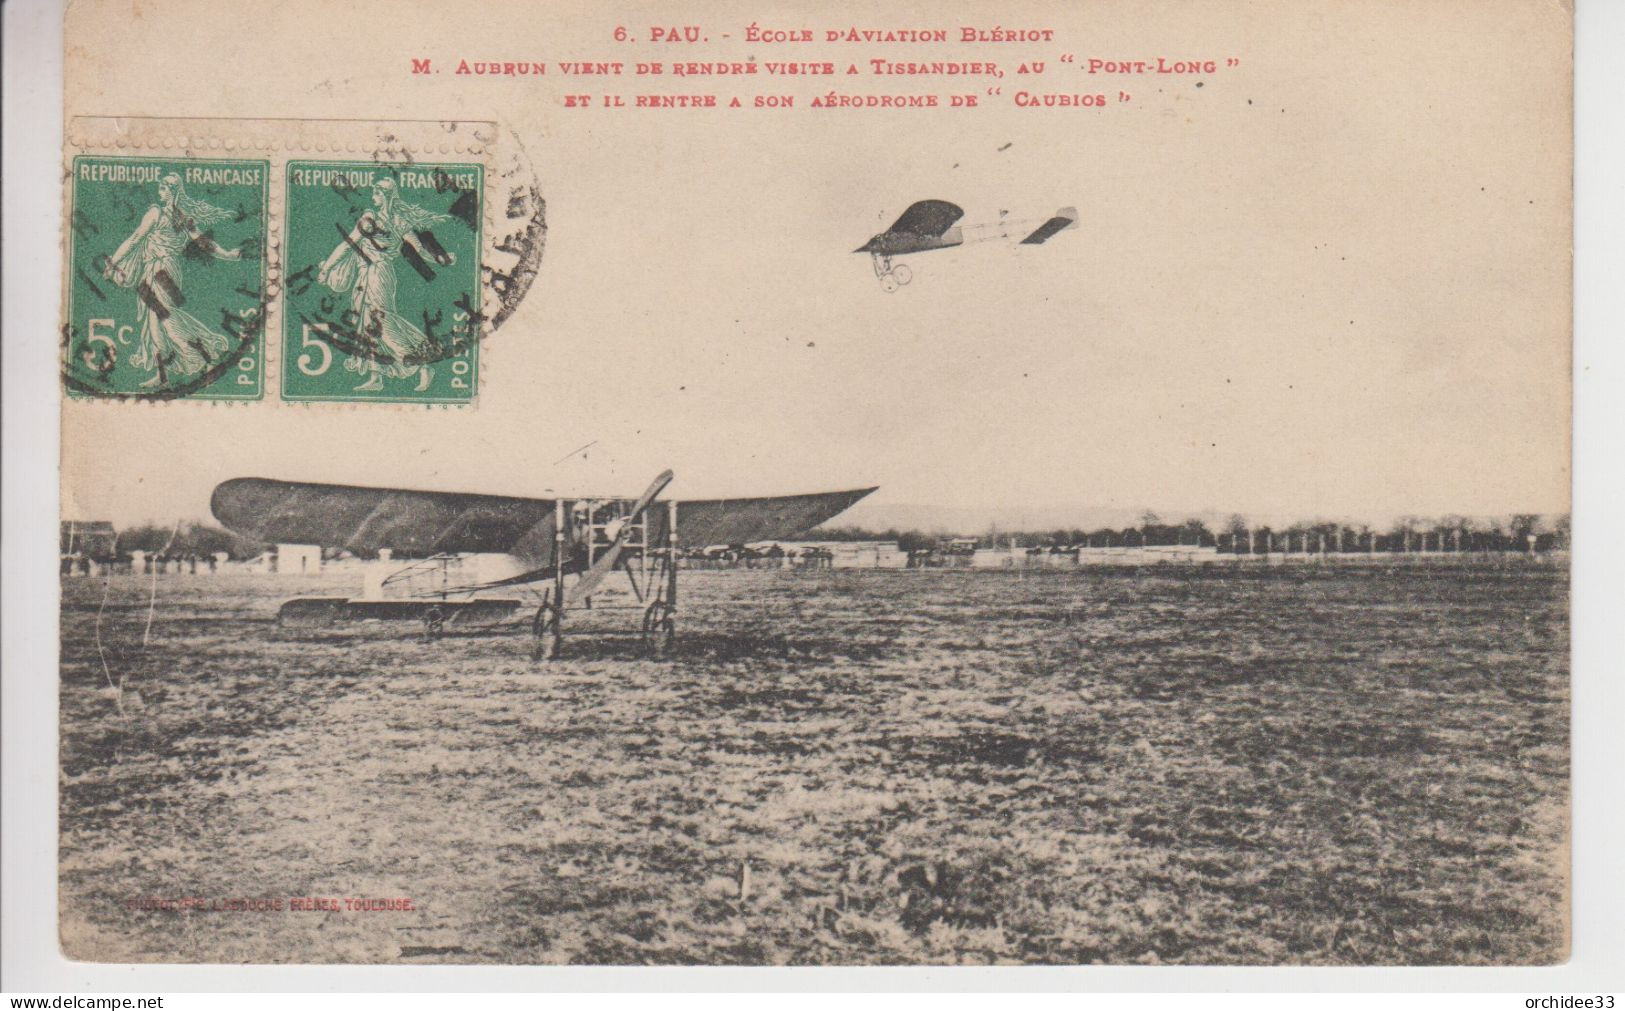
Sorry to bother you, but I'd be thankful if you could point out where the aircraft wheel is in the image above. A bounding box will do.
[532,592,562,660]
[892,264,912,286]
[642,600,675,655]
[880,274,899,294]
[422,605,446,642]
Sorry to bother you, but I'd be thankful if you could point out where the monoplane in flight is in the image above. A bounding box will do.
[856,199,1078,291]
[212,471,875,659]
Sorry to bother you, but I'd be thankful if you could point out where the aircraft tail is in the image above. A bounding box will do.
[1020,207,1079,245]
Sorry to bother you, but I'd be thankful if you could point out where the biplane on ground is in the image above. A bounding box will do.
[211,471,876,659]
[856,199,1078,291]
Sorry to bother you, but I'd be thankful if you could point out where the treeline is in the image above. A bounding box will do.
[84,512,1575,560]
[816,519,1223,550]
[109,521,268,559]
[814,512,1572,552]
[1212,513,1570,554]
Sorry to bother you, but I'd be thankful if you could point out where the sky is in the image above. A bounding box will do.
[59,0,1571,530]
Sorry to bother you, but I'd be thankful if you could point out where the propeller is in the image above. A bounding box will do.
[565,469,674,606]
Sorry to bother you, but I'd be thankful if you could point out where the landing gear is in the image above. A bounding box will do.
[871,253,913,293]
[642,599,675,655]
[531,588,562,660]
[421,604,446,642]
[531,499,680,662]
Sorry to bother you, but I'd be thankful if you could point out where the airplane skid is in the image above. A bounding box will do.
[276,597,524,629]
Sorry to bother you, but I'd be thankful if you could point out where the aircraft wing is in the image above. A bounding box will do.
[211,477,876,562]
[886,199,964,238]
[648,487,878,547]
[211,478,559,557]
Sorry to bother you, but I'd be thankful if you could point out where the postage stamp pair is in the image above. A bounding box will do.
[65,155,484,404]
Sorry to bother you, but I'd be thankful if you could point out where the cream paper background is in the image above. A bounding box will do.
[61,0,1570,527]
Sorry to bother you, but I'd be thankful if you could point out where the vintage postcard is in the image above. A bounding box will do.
[56,0,1571,966]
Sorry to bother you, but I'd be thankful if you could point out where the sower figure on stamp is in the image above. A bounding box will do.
[318,178,454,393]
[102,173,243,388]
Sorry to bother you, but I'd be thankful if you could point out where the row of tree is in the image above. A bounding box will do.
[817,512,1572,553]
[107,521,268,560]
[83,512,1575,562]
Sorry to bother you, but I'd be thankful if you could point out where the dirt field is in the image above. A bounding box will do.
[58,562,1569,965]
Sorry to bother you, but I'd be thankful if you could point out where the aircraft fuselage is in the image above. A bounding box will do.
[856,227,964,257]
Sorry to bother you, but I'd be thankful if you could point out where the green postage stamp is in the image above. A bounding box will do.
[282,161,483,404]
[65,156,269,400]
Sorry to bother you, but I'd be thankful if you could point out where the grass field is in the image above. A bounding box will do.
[58,562,1569,965]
